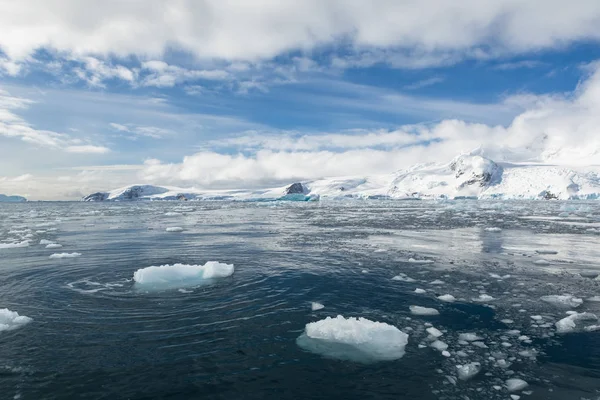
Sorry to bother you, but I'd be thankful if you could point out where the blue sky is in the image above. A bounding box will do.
[1,1,600,199]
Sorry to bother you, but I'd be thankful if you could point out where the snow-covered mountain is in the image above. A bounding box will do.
[82,153,600,202]
[0,194,27,202]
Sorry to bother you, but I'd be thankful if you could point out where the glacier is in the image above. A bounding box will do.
[81,152,600,202]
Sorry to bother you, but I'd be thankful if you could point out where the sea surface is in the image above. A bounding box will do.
[1,200,599,400]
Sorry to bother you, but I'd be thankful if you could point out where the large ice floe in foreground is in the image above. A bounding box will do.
[82,150,600,202]
[133,262,234,290]
[296,315,409,363]
[0,308,32,332]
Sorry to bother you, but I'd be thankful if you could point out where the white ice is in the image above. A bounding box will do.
[555,312,598,334]
[311,302,325,311]
[430,340,448,351]
[49,252,81,259]
[506,378,528,392]
[409,306,439,316]
[414,288,426,294]
[133,262,234,289]
[540,294,583,308]
[45,243,62,249]
[458,333,482,342]
[437,294,456,302]
[165,227,184,232]
[472,294,495,302]
[0,241,30,249]
[0,309,32,332]
[484,227,502,232]
[456,362,481,381]
[426,327,443,338]
[296,315,409,362]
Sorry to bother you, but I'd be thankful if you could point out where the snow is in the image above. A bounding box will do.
[0,309,32,332]
[133,262,234,289]
[81,151,600,202]
[540,294,583,308]
[166,227,184,232]
[555,312,598,334]
[49,252,81,259]
[506,378,529,392]
[409,306,439,316]
[456,362,481,381]
[296,315,409,362]
[0,240,30,249]
[311,302,325,311]
[437,294,456,302]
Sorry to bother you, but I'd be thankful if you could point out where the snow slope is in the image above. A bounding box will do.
[82,152,600,202]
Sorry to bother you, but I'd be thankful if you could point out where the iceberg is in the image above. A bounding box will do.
[0,308,32,332]
[0,194,27,202]
[133,262,234,290]
[296,315,409,363]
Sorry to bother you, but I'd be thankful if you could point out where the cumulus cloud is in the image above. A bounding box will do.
[138,63,600,188]
[1,1,600,65]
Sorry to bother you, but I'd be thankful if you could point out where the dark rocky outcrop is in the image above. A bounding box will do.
[284,183,308,195]
[82,192,108,202]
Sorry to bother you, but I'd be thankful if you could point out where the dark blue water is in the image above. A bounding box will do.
[1,201,599,399]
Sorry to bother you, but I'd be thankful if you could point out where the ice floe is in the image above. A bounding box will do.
[437,294,456,302]
[506,378,528,392]
[540,294,582,308]
[555,312,598,334]
[165,227,184,232]
[49,252,81,259]
[133,262,234,289]
[456,362,481,381]
[0,309,32,332]
[0,240,30,249]
[409,306,439,316]
[296,315,409,362]
[311,302,325,311]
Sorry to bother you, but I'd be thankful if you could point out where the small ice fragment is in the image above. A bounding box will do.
[166,227,184,232]
[471,341,488,349]
[456,362,481,381]
[506,378,528,392]
[430,340,448,351]
[437,294,456,302]
[178,288,193,293]
[0,308,32,332]
[540,294,583,309]
[311,302,325,311]
[510,395,520,400]
[409,306,439,316]
[430,280,445,285]
[555,312,598,334]
[442,350,451,357]
[530,315,543,321]
[49,252,81,259]
[426,327,443,338]
[414,288,426,294]
[408,258,434,264]
[392,275,416,282]
[458,333,482,342]
[501,319,514,324]
[472,294,495,302]
[534,259,550,265]
[45,243,62,249]
[485,227,501,232]
[0,241,30,249]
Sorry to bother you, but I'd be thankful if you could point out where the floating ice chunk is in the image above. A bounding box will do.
[437,294,456,302]
[456,362,481,381]
[458,333,482,342]
[392,274,416,282]
[414,288,426,294]
[409,306,439,316]
[426,327,443,338]
[49,252,81,259]
[510,395,520,400]
[311,302,325,311]
[471,341,488,349]
[133,262,234,289]
[506,378,528,392]
[430,340,448,351]
[45,243,62,249]
[430,280,445,285]
[540,294,583,309]
[0,309,32,332]
[0,241,30,249]
[164,212,181,216]
[534,259,550,265]
[588,296,600,302]
[584,325,600,332]
[555,312,598,334]
[530,315,543,321]
[165,227,184,232]
[485,227,502,232]
[408,258,434,264]
[296,315,409,363]
[472,294,495,302]
[442,350,451,357]
[39,239,53,245]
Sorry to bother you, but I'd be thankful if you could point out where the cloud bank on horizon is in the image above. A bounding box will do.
[0,0,600,200]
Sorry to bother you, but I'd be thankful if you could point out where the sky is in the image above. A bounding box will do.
[1,0,600,200]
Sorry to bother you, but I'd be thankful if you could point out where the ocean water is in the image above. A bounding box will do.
[1,200,600,400]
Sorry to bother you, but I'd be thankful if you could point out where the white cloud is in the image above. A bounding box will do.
[11,173,33,182]
[139,62,600,188]
[0,87,110,152]
[65,145,110,154]
[403,77,445,90]
[1,1,600,66]
[109,122,173,139]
